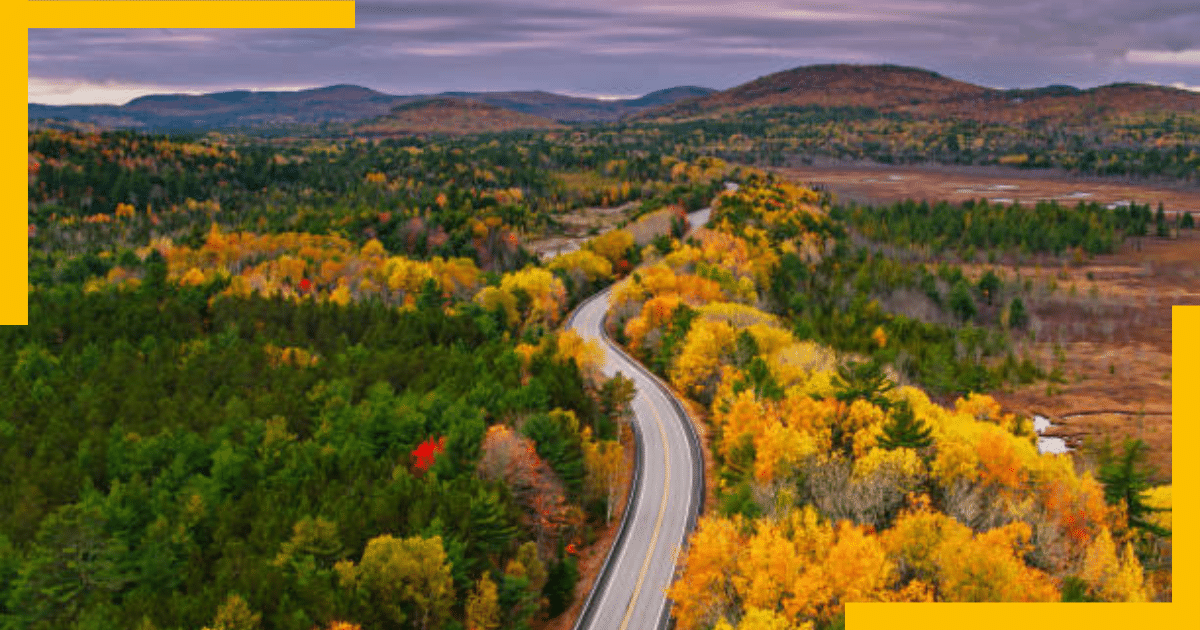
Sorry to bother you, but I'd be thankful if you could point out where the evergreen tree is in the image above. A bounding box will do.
[542,549,578,618]
[832,358,893,411]
[949,279,976,322]
[977,269,1001,305]
[1008,296,1029,329]
[876,400,933,450]
[1096,438,1169,537]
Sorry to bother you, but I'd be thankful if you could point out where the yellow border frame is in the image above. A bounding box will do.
[10,1,355,325]
[13,4,1194,630]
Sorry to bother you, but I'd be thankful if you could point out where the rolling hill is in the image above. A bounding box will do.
[637,63,1200,125]
[28,84,716,131]
[352,97,566,137]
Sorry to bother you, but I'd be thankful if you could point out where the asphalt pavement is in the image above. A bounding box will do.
[566,207,710,630]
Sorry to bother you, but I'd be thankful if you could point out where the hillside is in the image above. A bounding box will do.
[638,63,1200,124]
[639,64,990,119]
[352,97,566,137]
[440,86,715,122]
[30,84,402,131]
[28,84,715,130]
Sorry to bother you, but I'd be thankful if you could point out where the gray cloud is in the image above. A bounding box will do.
[28,1,1200,104]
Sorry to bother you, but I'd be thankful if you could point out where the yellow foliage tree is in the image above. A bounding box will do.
[347,534,455,630]
[204,593,261,630]
[465,573,501,630]
[668,516,743,630]
[670,318,736,400]
[1081,527,1149,602]
[548,249,612,287]
[556,330,603,382]
[714,607,813,630]
[586,229,634,266]
[498,267,567,329]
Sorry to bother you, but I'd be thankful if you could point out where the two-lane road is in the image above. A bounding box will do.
[567,286,704,630]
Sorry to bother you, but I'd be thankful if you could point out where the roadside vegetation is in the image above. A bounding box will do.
[12,126,735,630]
[607,178,1172,630]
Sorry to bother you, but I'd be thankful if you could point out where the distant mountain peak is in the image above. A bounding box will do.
[634,62,1200,126]
[357,96,565,136]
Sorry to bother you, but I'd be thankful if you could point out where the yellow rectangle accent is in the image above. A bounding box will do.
[3,27,28,324]
[24,1,356,29]
[13,2,356,324]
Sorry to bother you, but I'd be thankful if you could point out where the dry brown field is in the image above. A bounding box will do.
[774,164,1199,483]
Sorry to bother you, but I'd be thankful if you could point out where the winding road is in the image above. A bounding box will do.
[566,209,710,630]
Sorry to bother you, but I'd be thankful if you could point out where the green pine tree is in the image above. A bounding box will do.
[1008,296,1029,329]
[876,400,933,450]
[1096,438,1169,537]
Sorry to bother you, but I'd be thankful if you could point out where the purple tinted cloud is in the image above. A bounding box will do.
[28,1,1200,104]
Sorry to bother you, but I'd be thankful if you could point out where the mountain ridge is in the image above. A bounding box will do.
[353,97,566,137]
[29,63,1200,134]
[635,63,1200,124]
[29,84,717,131]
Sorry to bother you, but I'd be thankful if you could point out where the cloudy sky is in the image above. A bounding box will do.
[28,0,1200,105]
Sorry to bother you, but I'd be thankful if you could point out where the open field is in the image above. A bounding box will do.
[773,163,1200,219]
[774,163,1198,483]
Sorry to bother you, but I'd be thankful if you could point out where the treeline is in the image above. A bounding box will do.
[588,106,1200,179]
[834,198,1179,259]
[767,248,1039,396]
[29,129,732,274]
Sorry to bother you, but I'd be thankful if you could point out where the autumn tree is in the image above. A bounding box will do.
[339,534,455,630]
[597,372,636,440]
[583,436,624,522]
[1080,527,1149,601]
[466,573,501,630]
[478,426,570,554]
[205,593,262,630]
[668,516,743,630]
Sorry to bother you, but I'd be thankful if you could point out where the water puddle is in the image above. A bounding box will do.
[1034,414,1071,455]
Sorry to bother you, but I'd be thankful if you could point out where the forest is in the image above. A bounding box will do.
[14,126,701,630]
[621,105,1200,178]
[606,178,1172,629]
[12,120,1175,630]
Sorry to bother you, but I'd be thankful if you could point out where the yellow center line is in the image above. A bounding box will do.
[617,394,671,630]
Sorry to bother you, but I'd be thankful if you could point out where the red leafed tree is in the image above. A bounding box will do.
[478,425,570,554]
[412,436,446,474]
[299,277,313,293]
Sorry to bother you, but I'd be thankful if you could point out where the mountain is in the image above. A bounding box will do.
[353,97,566,137]
[434,88,714,122]
[639,64,989,119]
[636,63,1200,124]
[28,84,716,131]
[620,86,716,109]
